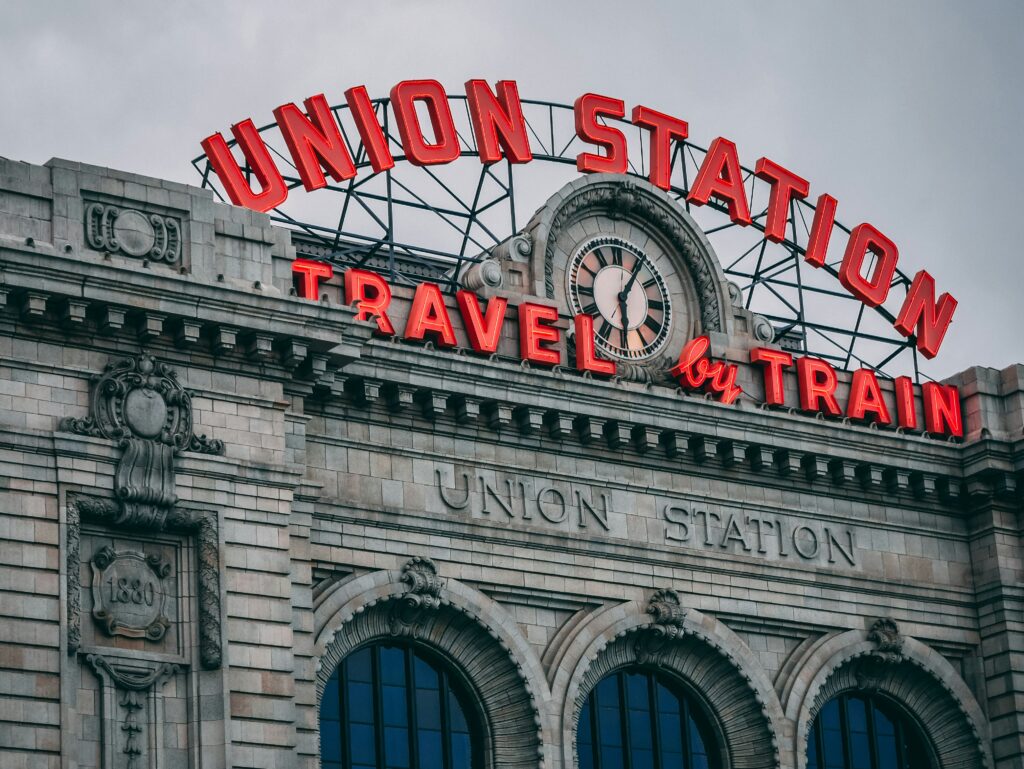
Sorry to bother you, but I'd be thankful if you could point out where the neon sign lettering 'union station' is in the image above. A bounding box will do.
[202,79,963,437]
[203,79,957,362]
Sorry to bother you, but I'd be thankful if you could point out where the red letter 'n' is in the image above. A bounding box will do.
[922,382,963,437]
[894,270,957,359]
[274,93,356,192]
[465,80,532,164]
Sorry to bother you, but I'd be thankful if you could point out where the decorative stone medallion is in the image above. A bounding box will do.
[84,201,182,265]
[91,545,171,641]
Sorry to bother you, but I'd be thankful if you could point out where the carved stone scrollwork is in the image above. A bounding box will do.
[460,259,503,290]
[868,617,904,662]
[389,556,444,638]
[490,232,533,262]
[188,433,225,455]
[85,202,182,264]
[171,510,224,670]
[752,313,776,343]
[635,588,688,663]
[853,618,905,692]
[727,281,744,306]
[60,354,224,530]
[646,588,687,632]
[67,503,81,654]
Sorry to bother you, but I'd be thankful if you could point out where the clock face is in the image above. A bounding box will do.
[568,236,673,360]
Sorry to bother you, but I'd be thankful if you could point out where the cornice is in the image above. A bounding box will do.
[0,243,374,390]
[3,244,1019,512]
[320,342,1014,512]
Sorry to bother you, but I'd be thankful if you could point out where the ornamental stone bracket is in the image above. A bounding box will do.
[867,617,904,662]
[388,556,444,638]
[852,618,906,693]
[60,353,224,530]
[635,588,688,664]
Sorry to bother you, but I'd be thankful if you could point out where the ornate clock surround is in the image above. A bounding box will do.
[521,174,735,378]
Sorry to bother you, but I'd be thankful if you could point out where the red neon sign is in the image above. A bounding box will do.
[292,262,964,438]
[203,80,958,359]
[670,336,742,405]
[749,346,962,437]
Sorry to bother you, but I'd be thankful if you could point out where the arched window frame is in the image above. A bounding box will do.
[576,664,723,769]
[806,691,933,769]
[320,640,486,769]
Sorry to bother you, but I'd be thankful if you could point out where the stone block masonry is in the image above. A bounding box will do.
[0,156,1020,769]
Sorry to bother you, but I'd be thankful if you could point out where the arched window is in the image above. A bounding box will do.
[807,692,931,769]
[320,643,480,769]
[578,668,720,769]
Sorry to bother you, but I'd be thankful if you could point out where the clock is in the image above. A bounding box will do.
[567,236,673,361]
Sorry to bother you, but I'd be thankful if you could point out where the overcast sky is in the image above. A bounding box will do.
[2,1,1021,378]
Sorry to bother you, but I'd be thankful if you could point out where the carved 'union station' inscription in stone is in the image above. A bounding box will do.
[434,468,856,566]
[662,503,857,566]
[435,469,614,532]
[90,546,172,641]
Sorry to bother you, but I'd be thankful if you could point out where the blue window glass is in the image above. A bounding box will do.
[577,668,719,769]
[806,693,931,769]
[320,643,480,769]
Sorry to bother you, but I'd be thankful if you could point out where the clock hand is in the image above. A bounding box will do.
[618,292,629,348]
[621,248,648,297]
[617,251,649,348]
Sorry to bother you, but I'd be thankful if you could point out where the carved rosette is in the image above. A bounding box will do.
[635,588,689,663]
[389,556,444,638]
[60,354,224,530]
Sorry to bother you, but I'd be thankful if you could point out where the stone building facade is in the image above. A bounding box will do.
[0,156,1021,769]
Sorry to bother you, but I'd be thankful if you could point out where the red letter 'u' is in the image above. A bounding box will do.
[201,119,288,213]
